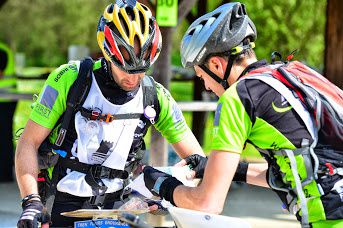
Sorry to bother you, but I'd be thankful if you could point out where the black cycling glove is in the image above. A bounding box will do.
[143,166,182,206]
[17,199,51,228]
[184,154,249,182]
[184,154,208,178]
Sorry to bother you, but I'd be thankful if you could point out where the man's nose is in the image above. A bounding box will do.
[128,74,140,81]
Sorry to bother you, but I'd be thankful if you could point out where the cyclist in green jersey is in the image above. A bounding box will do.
[143,2,343,228]
[15,1,204,227]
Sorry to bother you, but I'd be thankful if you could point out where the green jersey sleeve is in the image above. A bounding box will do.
[210,83,253,154]
[153,82,191,144]
[30,63,79,129]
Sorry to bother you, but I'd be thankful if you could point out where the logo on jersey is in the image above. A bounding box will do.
[34,103,51,118]
[54,65,77,82]
[36,85,58,117]
[272,95,292,113]
[172,103,184,129]
[54,67,68,82]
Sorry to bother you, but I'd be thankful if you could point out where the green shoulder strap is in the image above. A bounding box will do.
[54,57,94,147]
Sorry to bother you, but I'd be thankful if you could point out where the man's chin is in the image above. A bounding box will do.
[122,84,138,91]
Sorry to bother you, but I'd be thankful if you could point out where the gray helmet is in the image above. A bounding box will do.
[181,2,256,68]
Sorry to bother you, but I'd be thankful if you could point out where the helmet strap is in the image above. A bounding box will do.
[222,55,237,90]
[199,54,237,91]
[199,65,227,88]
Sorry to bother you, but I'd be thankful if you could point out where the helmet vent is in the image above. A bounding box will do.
[119,13,130,36]
[139,11,145,32]
[125,6,135,20]
[108,22,121,37]
[119,45,132,65]
[141,4,149,11]
[188,28,195,36]
[241,4,247,15]
[199,20,207,27]
[107,4,114,14]
[237,6,244,17]
[134,35,142,57]
[212,13,220,19]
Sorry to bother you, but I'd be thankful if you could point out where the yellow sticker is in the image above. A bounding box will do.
[156,0,178,27]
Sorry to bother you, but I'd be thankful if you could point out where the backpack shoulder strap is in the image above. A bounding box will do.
[142,75,160,123]
[243,73,317,141]
[54,57,94,147]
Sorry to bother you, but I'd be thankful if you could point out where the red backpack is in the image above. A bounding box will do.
[248,60,343,150]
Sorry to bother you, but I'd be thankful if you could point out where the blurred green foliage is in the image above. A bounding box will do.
[0,0,113,66]
[173,0,326,69]
[0,0,326,69]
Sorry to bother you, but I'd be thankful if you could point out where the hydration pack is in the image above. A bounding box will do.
[248,60,343,150]
[244,55,343,227]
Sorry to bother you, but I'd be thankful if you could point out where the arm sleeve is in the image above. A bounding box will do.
[210,83,253,154]
[153,82,191,144]
[30,63,78,129]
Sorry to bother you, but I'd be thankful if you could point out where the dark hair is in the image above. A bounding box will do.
[204,37,256,67]
[0,49,8,71]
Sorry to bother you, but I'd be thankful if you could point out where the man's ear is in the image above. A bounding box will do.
[208,56,226,77]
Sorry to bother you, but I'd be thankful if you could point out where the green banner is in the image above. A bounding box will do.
[156,0,178,27]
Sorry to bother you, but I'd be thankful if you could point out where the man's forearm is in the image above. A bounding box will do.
[172,130,205,159]
[173,151,239,214]
[172,181,226,214]
[246,162,269,188]
[15,137,40,198]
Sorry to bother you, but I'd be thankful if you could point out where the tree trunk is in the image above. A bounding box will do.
[149,26,174,168]
[152,26,174,90]
[0,0,7,9]
[147,2,198,226]
[192,78,208,145]
[150,0,199,167]
[324,0,343,88]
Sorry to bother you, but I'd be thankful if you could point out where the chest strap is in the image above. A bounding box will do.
[59,157,130,202]
[80,107,142,123]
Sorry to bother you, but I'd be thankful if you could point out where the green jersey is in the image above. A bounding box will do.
[210,60,343,225]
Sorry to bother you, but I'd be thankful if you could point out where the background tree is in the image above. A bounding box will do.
[0,0,327,69]
[140,0,199,166]
[324,0,343,88]
[0,0,7,9]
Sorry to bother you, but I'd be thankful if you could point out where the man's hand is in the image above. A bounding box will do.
[145,199,169,216]
[143,166,183,206]
[17,200,51,228]
[178,154,250,182]
[176,154,208,179]
[143,166,172,196]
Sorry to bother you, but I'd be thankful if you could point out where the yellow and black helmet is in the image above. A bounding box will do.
[97,0,162,74]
